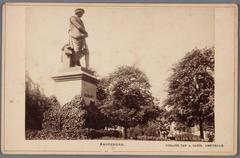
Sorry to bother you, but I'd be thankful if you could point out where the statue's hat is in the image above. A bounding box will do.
[75,8,85,14]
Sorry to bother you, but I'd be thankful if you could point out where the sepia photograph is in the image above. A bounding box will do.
[25,5,215,142]
[1,3,237,155]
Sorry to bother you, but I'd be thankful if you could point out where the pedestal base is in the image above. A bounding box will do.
[52,67,99,106]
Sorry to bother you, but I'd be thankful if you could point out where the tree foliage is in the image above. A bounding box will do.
[165,48,214,139]
[25,73,50,130]
[97,66,159,138]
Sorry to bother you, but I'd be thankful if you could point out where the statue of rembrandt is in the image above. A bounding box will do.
[62,8,89,68]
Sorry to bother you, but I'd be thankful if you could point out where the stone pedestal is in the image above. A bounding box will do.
[52,66,99,106]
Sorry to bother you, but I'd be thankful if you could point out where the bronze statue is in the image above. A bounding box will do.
[62,8,89,68]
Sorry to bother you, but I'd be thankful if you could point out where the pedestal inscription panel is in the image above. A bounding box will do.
[52,67,99,105]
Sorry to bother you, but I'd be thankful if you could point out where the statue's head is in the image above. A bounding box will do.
[74,8,85,17]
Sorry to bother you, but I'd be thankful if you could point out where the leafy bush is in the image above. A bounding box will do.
[129,125,161,138]
[26,129,122,140]
[26,129,89,140]
[25,129,39,140]
[42,96,61,131]
[145,127,158,137]
[58,129,89,140]
[206,131,215,142]
[175,133,200,141]
[26,94,113,140]
[137,136,166,141]
[59,95,88,139]
[88,129,122,139]
[129,127,143,139]
[26,129,58,140]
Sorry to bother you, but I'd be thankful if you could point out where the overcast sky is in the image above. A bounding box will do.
[26,5,214,101]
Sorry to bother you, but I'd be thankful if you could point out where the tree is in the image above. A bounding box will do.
[97,66,158,139]
[164,48,214,140]
[25,73,50,130]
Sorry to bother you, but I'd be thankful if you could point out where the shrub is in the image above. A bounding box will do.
[59,129,89,140]
[25,87,48,130]
[136,135,166,141]
[129,126,144,139]
[88,129,122,139]
[59,95,87,139]
[145,127,158,137]
[175,133,200,141]
[26,129,89,140]
[129,125,160,139]
[42,96,61,131]
[25,129,39,139]
[206,131,215,142]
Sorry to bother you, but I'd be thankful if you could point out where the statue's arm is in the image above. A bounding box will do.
[70,16,88,35]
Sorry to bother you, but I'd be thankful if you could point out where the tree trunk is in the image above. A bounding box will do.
[199,115,204,140]
[123,127,128,139]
